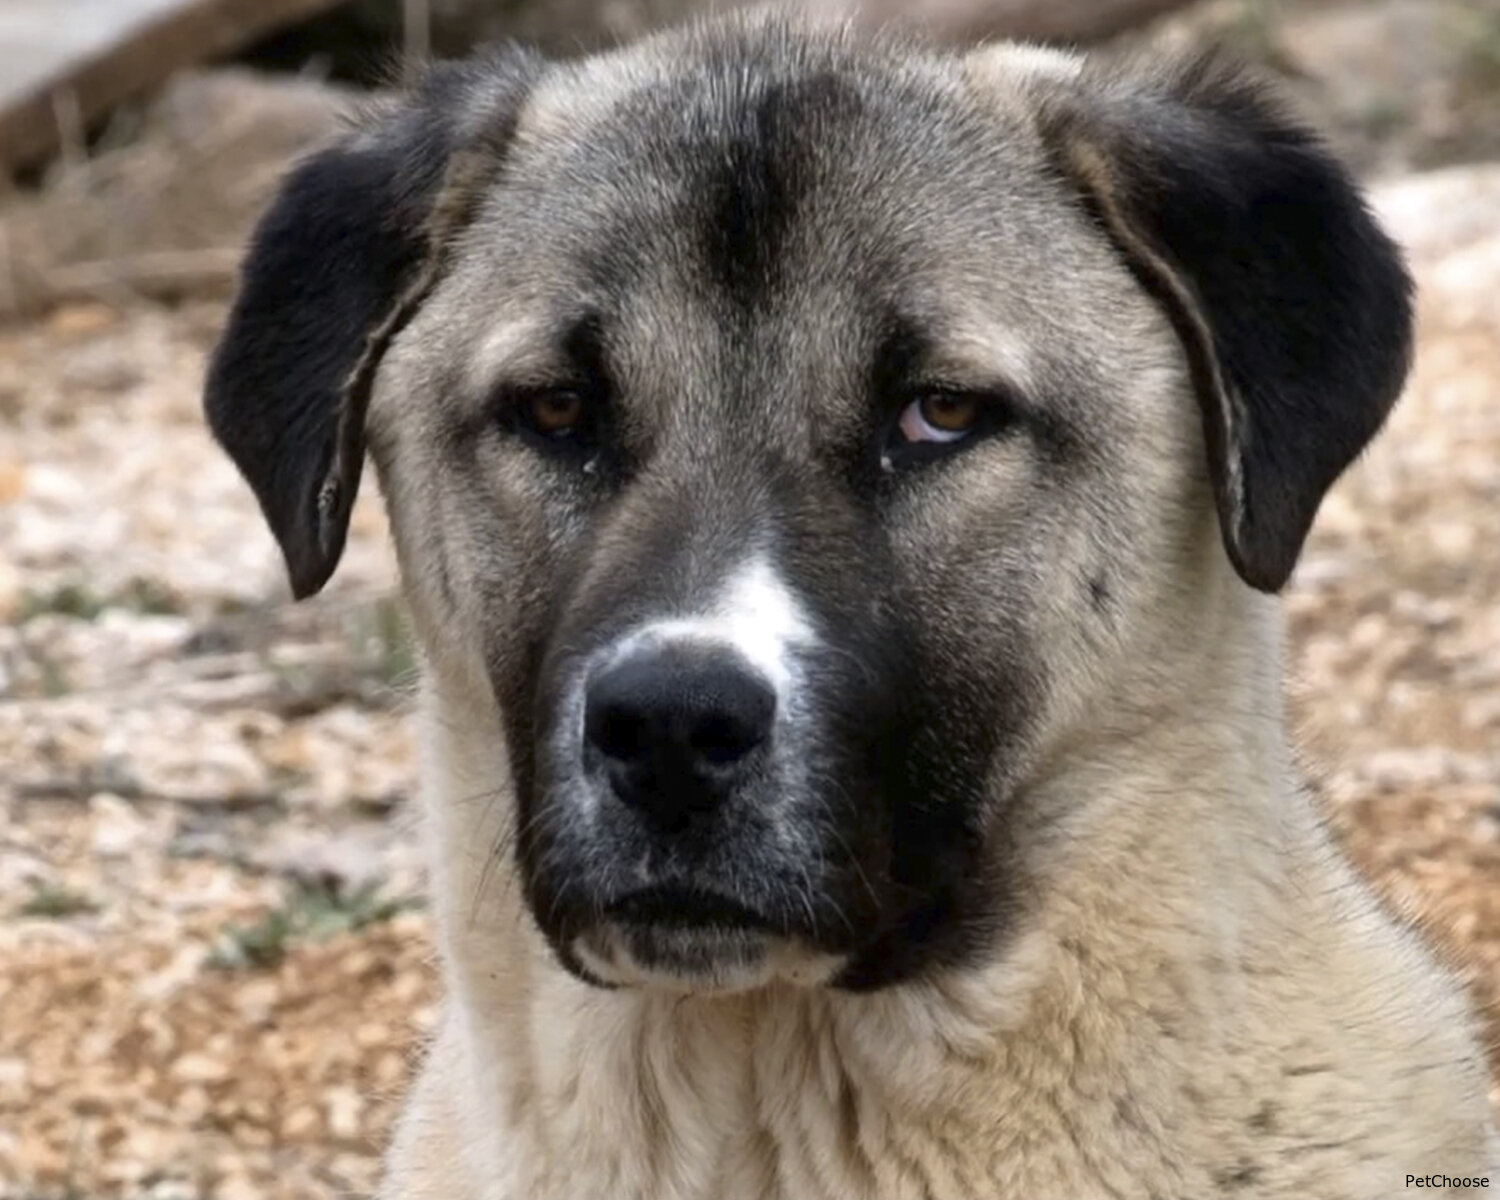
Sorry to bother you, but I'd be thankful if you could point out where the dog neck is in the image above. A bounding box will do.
[405,588,1328,1197]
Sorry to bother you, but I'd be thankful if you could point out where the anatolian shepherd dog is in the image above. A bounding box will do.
[204,9,1498,1198]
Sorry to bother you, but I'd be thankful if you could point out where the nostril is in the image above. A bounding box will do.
[689,709,770,766]
[590,704,652,764]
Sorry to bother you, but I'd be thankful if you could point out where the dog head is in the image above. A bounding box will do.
[205,15,1410,993]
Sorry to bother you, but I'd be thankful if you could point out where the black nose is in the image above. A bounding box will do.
[584,648,776,829]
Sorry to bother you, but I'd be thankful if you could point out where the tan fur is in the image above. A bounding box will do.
[346,17,1498,1200]
[378,558,1495,1198]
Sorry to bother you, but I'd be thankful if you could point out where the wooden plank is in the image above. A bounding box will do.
[0,0,346,173]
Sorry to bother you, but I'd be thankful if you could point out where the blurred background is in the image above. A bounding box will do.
[0,1,1498,1197]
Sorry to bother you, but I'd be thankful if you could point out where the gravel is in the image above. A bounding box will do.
[0,122,1497,1200]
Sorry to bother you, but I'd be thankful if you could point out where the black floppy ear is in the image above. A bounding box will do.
[204,49,542,599]
[1038,53,1413,592]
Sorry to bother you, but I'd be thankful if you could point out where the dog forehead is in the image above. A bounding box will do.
[513,15,936,152]
[399,19,1164,449]
[479,22,1075,289]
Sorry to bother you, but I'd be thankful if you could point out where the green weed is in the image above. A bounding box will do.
[15,882,99,919]
[208,879,419,971]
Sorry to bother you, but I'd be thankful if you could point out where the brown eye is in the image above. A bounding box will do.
[920,392,982,432]
[526,389,586,436]
[898,391,983,444]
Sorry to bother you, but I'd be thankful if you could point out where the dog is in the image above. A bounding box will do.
[203,10,1498,1197]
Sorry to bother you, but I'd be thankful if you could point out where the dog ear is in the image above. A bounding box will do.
[1033,51,1413,592]
[204,50,542,599]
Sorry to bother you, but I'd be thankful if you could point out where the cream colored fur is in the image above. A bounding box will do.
[362,22,1496,1200]
[379,553,1496,1198]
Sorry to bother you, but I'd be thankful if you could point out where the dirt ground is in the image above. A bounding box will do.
[1,3,1499,1199]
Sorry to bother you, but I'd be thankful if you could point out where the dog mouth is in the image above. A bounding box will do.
[604,886,780,934]
[567,886,846,990]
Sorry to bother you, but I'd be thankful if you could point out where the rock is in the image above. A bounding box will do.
[1373,164,1500,260]
[169,1052,232,1084]
[0,70,358,317]
[89,792,154,858]
[427,0,717,52]
[246,823,394,893]
[276,0,1198,75]
[324,1085,363,1140]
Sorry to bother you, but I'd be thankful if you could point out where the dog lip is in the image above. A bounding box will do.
[606,886,777,933]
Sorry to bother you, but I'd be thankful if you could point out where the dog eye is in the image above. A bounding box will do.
[522,388,588,437]
[897,391,984,445]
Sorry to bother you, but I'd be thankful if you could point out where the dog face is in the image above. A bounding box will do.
[205,16,1411,992]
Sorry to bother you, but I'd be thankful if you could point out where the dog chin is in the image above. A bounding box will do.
[572,924,846,993]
